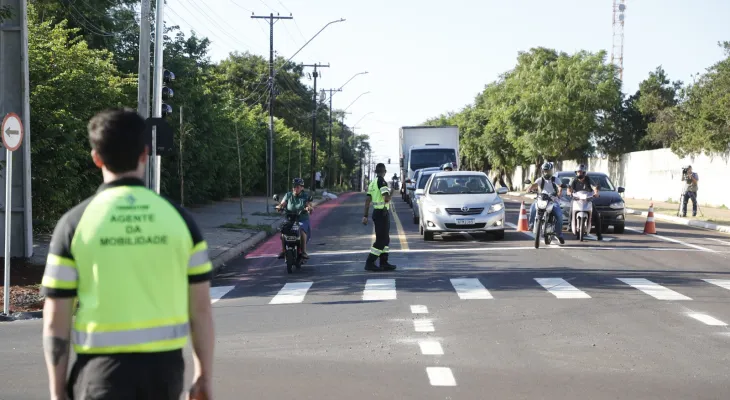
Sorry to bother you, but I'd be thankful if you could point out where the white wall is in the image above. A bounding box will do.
[493,148,728,208]
[561,148,729,208]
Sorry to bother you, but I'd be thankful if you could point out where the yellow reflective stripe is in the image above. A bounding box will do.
[380,186,390,194]
[188,248,210,268]
[75,315,188,333]
[44,264,79,281]
[370,247,382,256]
[383,246,390,253]
[41,276,78,290]
[73,322,189,348]
[188,262,212,276]
[46,253,76,268]
[74,337,187,354]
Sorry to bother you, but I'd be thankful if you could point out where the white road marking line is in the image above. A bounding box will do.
[411,305,429,314]
[687,312,728,326]
[617,278,692,300]
[418,340,444,355]
[269,282,313,305]
[391,203,410,250]
[363,279,397,301]
[209,286,236,304]
[534,278,591,299]
[708,238,730,245]
[426,367,457,386]
[414,319,435,332]
[625,227,718,253]
[450,278,493,299]
[703,279,730,291]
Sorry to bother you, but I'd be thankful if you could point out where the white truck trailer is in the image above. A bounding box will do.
[398,125,459,199]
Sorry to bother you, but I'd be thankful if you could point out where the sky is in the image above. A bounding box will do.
[166,0,730,175]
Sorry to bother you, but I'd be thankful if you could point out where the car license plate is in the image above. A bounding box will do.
[455,219,474,225]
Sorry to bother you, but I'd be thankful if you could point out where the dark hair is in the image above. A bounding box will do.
[87,108,146,173]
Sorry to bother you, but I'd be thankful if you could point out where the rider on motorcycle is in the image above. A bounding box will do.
[567,164,603,241]
[441,162,454,171]
[276,178,313,259]
[526,162,565,244]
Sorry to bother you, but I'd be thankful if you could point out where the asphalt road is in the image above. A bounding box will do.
[2,192,730,399]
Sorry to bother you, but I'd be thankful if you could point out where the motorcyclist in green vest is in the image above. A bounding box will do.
[276,178,313,259]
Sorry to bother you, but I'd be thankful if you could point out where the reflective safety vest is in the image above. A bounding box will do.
[368,177,390,210]
[40,177,213,354]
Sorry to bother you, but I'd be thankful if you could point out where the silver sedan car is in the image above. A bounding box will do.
[418,171,508,241]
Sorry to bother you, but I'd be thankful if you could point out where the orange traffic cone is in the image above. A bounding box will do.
[516,201,529,231]
[643,202,657,234]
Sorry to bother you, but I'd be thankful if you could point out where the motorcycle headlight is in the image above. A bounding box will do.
[537,199,548,208]
[426,205,441,214]
[488,202,504,213]
[609,201,625,209]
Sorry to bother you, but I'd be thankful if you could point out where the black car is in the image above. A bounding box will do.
[554,171,626,233]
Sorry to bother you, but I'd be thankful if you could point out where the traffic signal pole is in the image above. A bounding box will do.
[150,0,166,194]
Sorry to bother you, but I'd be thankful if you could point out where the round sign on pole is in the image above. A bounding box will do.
[2,113,24,152]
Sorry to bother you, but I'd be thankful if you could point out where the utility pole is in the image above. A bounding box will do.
[302,63,329,191]
[0,0,33,258]
[179,106,184,207]
[251,13,292,213]
[323,88,341,188]
[138,0,151,187]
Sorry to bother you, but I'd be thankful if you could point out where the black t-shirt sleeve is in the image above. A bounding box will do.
[40,199,91,298]
[377,177,389,195]
[164,198,213,284]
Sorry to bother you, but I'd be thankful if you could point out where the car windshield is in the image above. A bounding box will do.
[428,175,494,194]
[588,175,616,191]
[410,149,456,171]
[418,171,435,189]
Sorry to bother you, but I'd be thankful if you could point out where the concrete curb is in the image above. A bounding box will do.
[210,196,332,272]
[625,208,730,234]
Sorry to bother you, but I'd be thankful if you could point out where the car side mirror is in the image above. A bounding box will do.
[524,179,532,185]
[497,187,508,195]
[617,187,625,193]
[415,189,425,196]
[273,194,279,202]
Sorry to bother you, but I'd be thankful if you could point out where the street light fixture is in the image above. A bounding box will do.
[338,71,369,91]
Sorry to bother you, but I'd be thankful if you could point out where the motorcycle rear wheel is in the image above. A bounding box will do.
[285,249,297,274]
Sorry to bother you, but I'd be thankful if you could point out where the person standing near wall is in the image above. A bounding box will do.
[681,165,699,217]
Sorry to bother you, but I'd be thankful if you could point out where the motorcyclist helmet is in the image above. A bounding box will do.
[441,162,454,171]
[292,177,305,187]
[575,164,587,179]
[541,161,554,178]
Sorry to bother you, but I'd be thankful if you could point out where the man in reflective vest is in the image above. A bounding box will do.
[361,163,397,272]
[40,108,215,400]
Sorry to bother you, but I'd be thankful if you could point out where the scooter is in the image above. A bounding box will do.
[569,191,594,242]
[273,194,308,274]
[532,192,562,249]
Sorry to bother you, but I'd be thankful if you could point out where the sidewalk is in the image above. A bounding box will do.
[1,191,338,319]
[505,191,730,234]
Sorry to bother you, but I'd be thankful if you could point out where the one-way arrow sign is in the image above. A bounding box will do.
[1,112,24,151]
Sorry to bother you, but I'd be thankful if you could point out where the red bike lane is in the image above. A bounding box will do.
[245,191,358,259]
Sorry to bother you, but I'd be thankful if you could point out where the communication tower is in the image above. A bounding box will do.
[611,0,626,81]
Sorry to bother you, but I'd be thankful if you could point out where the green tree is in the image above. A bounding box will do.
[27,4,137,228]
[635,66,683,148]
[670,41,730,156]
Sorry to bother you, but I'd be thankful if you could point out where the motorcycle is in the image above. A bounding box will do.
[532,192,562,249]
[569,190,594,242]
[273,194,310,274]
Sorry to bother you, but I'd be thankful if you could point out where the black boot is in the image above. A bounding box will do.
[379,254,396,270]
[364,253,381,271]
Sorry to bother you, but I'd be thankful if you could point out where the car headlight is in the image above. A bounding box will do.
[488,202,504,213]
[425,205,441,214]
[609,201,625,209]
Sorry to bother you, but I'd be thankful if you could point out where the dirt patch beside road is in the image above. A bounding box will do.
[0,259,45,313]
